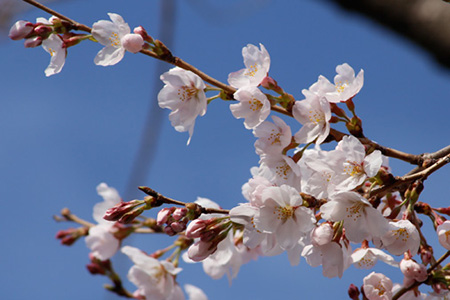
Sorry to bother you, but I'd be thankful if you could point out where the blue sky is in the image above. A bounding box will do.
[1,0,450,299]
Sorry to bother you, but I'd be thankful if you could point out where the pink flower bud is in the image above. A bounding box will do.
[86,262,105,275]
[185,219,206,238]
[24,36,43,48]
[173,207,187,221]
[187,240,216,262]
[163,226,176,236]
[170,221,186,233]
[156,207,174,226]
[133,26,152,43]
[104,200,142,221]
[348,284,360,300]
[121,33,144,53]
[9,20,33,40]
[34,24,52,36]
[311,223,334,247]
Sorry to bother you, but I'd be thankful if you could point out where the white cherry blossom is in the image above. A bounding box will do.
[253,115,292,156]
[158,67,207,144]
[379,220,420,256]
[122,246,183,300]
[259,154,301,189]
[92,13,143,66]
[35,17,66,76]
[230,86,271,129]
[363,272,393,300]
[292,91,331,145]
[333,135,382,191]
[351,247,398,269]
[320,191,389,243]
[254,185,315,250]
[437,221,450,250]
[322,63,364,103]
[228,43,270,88]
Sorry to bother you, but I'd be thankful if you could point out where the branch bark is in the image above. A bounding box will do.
[326,0,450,69]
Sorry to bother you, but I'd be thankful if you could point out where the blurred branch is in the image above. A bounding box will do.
[326,0,450,69]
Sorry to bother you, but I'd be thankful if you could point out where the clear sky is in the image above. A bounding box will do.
[1,0,450,299]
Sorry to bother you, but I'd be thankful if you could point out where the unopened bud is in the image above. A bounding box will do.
[118,207,144,224]
[9,20,33,40]
[121,33,144,53]
[163,226,176,236]
[104,200,142,221]
[156,207,175,226]
[173,207,187,221]
[170,221,187,233]
[133,26,153,43]
[34,24,52,36]
[24,36,42,48]
[348,284,360,300]
[186,219,206,238]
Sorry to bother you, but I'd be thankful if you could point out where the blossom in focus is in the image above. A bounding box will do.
[122,246,183,300]
[230,86,271,129]
[351,247,398,269]
[363,272,393,300]
[400,258,428,284]
[92,13,143,66]
[320,191,389,243]
[437,221,450,250]
[228,43,270,88]
[292,91,331,145]
[322,63,364,103]
[333,135,382,191]
[254,185,316,250]
[158,67,207,144]
[253,115,292,155]
[379,220,420,256]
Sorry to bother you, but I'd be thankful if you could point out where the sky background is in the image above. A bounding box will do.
[1,0,450,299]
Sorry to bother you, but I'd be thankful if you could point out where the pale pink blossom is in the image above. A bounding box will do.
[322,63,364,103]
[259,154,301,188]
[92,13,141,66]
[351,247,398,269]
[35,17,66,77]
[333,135,382,191]
[400,259,428,283]
[437,221,450,250]
[379,220,420,256]
[363,272,393,300]
[121,246,183,300]
[253,115,292,156]
[310,223,334,247]
[320,191,389,243]
[254,185,315,250]
[230,86,271,129]
[292,92,331,145]
[158,67,207,144]
[228,43,270,88]
[9,20,33,40]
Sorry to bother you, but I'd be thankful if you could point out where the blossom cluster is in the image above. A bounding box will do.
[12,9,450,300]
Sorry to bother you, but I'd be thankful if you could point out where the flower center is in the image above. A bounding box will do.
[274,205,295,222]
[275,162,291,180]
[248,97,263,111]
[335,81,349,93]
[375,282,386,296]
[109,32,121,47]
[393,228,409,242]
[268,129,281,145]
[308,109,324,124]
[48,47,55,57]
[346,202,364,221]
[245,64,258,77]
[177,85,198,102]
[343,160,363,177]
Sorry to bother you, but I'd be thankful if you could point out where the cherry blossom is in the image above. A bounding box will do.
[85,183,122,260]
[363,272,393,300]
[253,115,292,156]
[254,185,316,250]
[228,43,270,88]
[320,191,389,243]
[333,135,382,191]
[158,67,207,144]
[122,246,183,300]
[400,258,428,284]
[378,220,420,256]
[292,91,331,145]
[34,17,66,77]
[437,221,450,250]
[321,63,364,103]
[92,13,143,66]
[258,154,301,188]
[351,247,398,269]
[230,86,271,129]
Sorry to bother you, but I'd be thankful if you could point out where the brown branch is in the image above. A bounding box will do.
[23,0,92,32]
[139,186,230,215]
[327,0,450,69]
[55,207,95,227]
